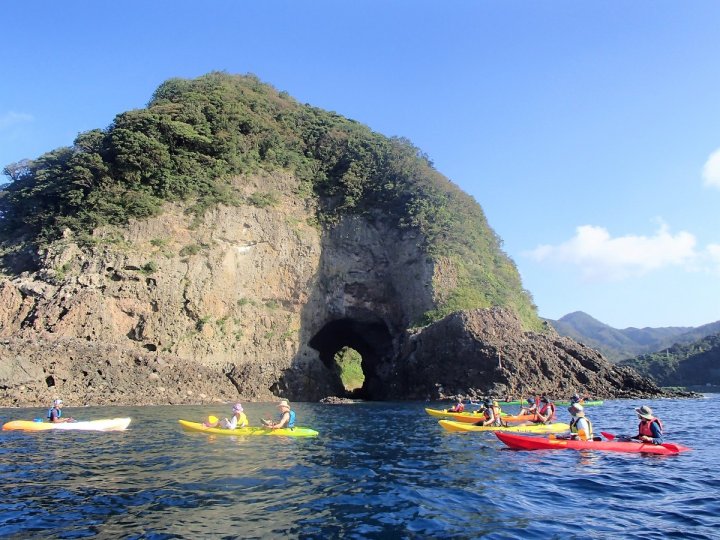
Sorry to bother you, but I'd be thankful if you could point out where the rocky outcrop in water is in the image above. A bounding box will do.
[391,308,680,401]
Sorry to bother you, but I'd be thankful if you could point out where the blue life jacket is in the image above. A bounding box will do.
[47,407,61,420]
[287,410,296,429]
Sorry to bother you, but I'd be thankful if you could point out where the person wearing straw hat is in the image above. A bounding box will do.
[633,405,663,444]
[262,400,296,430]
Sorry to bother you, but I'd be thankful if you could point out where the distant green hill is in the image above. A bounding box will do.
[546,311,720,362]
[618,333,720,389]
[0,72,540,329]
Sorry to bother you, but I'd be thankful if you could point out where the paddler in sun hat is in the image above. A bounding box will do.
[632,405,663,444]
[204,403,248,429]
[557,403,593,441]
[262,400,296,430]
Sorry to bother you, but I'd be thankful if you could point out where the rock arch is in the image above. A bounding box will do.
[308,317,395,399]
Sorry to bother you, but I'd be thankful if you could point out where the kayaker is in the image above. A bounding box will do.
[519,398,537,416]
[558,403,593,440]
[570,393,583,405]
[447,398,465,413]
[205,403,248,429]
[263,400,296,430]
[535,396,556,424]
[47,399,75,423]
[633,405,663,444]
[468,399,486,414]
[475,399,503,427]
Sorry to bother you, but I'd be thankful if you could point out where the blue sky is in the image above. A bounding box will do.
[2,1,719,329]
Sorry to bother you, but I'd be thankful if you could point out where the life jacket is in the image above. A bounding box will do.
[451,403,465,412]
[570,417,593,439]
[287,410,296,429]
[47,407,61,420]
[638,418,663,438]
[539,402,556,421]
[484,406,502,426]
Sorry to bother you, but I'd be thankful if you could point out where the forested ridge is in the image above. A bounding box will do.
[619,333,720,387]
[0,72,539,328]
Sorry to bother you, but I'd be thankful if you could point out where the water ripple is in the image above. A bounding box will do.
[1,397,719,538]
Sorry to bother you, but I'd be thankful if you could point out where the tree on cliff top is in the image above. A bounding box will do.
[0,72,540,329]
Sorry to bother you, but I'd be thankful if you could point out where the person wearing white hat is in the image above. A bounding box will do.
[633,405,663,444]
[568,403,593,440]
[47,398,75,423]
[555,403,593,440]
[204,403,248,430]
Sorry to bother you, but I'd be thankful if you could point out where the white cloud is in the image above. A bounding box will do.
[525,224,698,281]
[707,244,720,274]
[702,148,720,189]
[0,111,34,130]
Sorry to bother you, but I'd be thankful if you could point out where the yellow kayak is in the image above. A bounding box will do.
[425,407,485,419]
[2,418,131,432]
[178,420,318,437]
[439,420,570,434]
[424,408,535,423]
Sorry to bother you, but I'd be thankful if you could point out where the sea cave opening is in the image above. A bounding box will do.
[308,317,394,400]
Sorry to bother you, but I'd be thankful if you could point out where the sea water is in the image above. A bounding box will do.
[1,395,718,539]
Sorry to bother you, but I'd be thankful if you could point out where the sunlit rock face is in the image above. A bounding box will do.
[0,177,671,406]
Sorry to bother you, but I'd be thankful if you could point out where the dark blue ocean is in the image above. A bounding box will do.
[1,395,719,539]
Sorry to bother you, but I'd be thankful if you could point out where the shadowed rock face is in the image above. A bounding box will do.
[391,308,673,401]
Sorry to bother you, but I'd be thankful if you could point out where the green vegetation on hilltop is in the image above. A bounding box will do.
[0,72,540,329]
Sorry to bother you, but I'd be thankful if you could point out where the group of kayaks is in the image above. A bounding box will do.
[1,416,318,437]
[427,404,691,455]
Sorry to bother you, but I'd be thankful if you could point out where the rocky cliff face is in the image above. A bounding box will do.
[0,170,441,405]
[0,176,675,406]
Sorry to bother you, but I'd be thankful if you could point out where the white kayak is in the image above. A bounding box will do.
[2,418,132,432]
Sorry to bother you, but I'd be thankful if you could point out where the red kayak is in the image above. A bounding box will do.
[495,431,691,455]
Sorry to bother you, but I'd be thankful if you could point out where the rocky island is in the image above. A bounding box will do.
[0,73,676,406]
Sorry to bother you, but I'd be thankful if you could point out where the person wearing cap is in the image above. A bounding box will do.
[633,405,663,444]
[474,399,503,427]
[557,404,593,440]
[570,393,583,405]
[519,398,538,416]
[47,399,75,423]
[263,400,296,430]
[468,398,487,414]
[205,403,248,430]
[535,396,556,424]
